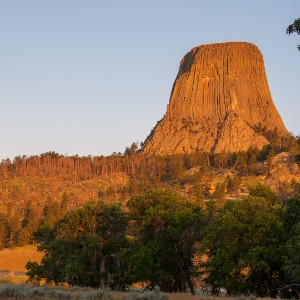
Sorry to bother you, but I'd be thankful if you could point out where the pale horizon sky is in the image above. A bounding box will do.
[1,1,299,161]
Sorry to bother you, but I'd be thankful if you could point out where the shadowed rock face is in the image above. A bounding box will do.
[142,42,288,155]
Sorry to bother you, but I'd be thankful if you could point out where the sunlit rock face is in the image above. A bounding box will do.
[142,42,288,155]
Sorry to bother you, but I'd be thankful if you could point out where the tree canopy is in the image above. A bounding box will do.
[201,196,285,296]
[126,189,204,293]
[27,201,128,289]
[286,18,300,50]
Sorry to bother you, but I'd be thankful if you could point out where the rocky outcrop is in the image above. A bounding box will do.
[267,152,299,181]
[142,42,288,155]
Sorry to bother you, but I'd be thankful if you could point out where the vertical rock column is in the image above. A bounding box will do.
[142,42,288,155]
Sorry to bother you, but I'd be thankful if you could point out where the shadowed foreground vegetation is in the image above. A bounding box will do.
[0,283,259,299]
[0,283,168,299]
[23,184,300,298]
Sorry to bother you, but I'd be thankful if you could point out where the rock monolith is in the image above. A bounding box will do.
[142,42,288,154]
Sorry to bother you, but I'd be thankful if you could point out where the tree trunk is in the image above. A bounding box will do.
[185,271,195,295]
[99,253,106,289]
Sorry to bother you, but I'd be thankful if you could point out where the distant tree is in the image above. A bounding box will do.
[277,181,293,203]
[124,142,139,156]
[18,201,40,245]
[286,18,300,51]
[234,152,248,174]
[247,152,258,175]
[213,182,226,200]
[296,135,300,148]
[190,183,205,201]
[249,183,278,205]
[160,155,185,182]
[106,186,116,197]
[0,214,7,249]
[60,192,71,215]
[226,176,241,194]
[183,153,193,169]
[6,212,21,248]
[40,197,61,229]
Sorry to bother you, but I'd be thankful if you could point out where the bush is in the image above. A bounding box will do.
[0,284,112,300]
[237,295,256,300]
[122,286,168,300]
[79,289,113,300]
[52,290,71,300]
[0,283,28,299]
[30,286,47,298]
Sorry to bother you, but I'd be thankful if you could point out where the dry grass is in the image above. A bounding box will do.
[111,292,235,300]
[0,284,273,300]
[168,294,206,300]
[0,276,27,284]
[0,245,44,272]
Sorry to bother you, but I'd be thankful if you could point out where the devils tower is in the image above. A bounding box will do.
[142,42,288,155]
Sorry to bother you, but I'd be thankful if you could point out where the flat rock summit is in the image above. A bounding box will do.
[142,42,288,155]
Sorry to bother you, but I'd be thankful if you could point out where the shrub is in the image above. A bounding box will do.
[237,295,256,300]
[122,286,168,300]
[30,286,47,298]
[0,284,114,300]
[72,288,113,300]
[52,290,71,300]
[0,283,29,299]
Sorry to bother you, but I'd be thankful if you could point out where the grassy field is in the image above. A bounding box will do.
[112,291,216,299]
[0,283,237,300]
[0,245,44,272]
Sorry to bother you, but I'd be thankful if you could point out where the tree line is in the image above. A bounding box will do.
[26,184,300,298]
[1,131,298,181]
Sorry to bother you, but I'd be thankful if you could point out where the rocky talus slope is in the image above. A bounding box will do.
[142,42,288,154]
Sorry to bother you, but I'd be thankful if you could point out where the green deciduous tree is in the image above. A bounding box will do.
[286,18,300,51]
[284,223,300,293]
[26,202,128,289]
[249,183,278,205]
[281,194,300,298]
[126,189,204,293]
[201,197,285,297]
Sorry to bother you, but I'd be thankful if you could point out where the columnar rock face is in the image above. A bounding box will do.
[142,42,288,155]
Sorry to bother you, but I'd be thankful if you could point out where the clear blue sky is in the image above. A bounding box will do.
[0,1,299,160]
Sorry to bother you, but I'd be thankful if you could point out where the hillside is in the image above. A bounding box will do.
[0,245,43,273]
